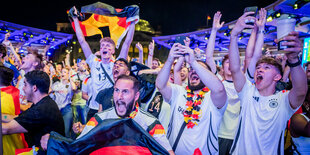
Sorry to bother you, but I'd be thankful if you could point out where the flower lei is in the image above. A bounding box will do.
[184,86,209,129]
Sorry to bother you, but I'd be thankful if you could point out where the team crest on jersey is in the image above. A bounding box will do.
[268,99,278,108]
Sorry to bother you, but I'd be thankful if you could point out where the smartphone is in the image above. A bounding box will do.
[175,36,187,45]
[244,6,258,25]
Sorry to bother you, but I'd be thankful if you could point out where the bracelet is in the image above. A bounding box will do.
[286,58,301,68]
[148,54,153,56]
[258,30,265,34]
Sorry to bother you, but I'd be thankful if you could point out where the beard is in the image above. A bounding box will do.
[114,98,136,118]
[188,78,205,91]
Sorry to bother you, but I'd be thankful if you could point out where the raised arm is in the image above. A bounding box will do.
[156,43,183,101]
[65,53,70,67]
[281,31,308,109]
[290,113,310,137]
[136,42,144,64]
[71,6,92,59]
[147,40,155,68]
[69,69,77,91]
[182,45,226,108]
[229,12,256,92]
[243,26,257,73]
[247,8,267,77]
[205,11,224,73]
[2,40,22,66]
[173,56,185,85]
[118,22,135,59]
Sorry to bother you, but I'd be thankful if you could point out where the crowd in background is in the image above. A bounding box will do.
[0,6,309,155]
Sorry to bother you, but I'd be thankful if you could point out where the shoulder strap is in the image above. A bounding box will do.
[172,122,186,151]
[100,63,114,86]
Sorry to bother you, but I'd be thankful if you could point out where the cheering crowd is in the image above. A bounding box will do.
[1,6,310,155]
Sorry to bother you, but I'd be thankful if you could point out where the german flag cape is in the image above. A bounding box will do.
[71,2,139,49]
[1,86,28,154]
[46,118,169,155]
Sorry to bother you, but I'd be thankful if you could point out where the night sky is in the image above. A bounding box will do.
[0,0,276,35]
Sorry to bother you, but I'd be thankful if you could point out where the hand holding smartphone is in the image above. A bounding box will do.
[244,6,258,25]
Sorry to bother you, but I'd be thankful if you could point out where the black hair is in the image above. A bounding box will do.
[25,70,50,94]
[115,58,131,71]
[0,66,13,86]
[0,44,7,58]
[115,75,140,93]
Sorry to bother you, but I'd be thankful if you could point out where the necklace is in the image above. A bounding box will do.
[183,86,209,129]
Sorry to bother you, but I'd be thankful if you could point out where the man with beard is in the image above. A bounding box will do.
[71,58,130,134]
[228,11,307,155]
[71,6,136,120]
[73,58,171,134]
[156,43,227,154]
[41,75,174,154]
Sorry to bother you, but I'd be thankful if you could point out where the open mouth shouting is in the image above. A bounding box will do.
[256,74,264,85]
[116,100,127,115]
[190,74,200,84]
[113,69,119,77]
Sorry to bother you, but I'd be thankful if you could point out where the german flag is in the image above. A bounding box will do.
[47,118,169,155]
[70,2,139,48]
[1,86,28,155]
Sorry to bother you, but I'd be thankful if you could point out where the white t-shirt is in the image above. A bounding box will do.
[86,54,114,110]
[50,81,73,109]
[17,75,27,105]
[81,76,92,106]
[218,80,241,140]
[167,84,227,155]
[79,107,172,151]
[230,79,298,155]
[141,88,171,132]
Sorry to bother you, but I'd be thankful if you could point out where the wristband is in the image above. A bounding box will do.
[286,58,301,68]
[257,30,265,34]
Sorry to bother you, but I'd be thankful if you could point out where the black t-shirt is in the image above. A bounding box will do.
[95,87,114,111]
[15,96,65,147]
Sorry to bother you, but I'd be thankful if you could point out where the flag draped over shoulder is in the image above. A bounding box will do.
[46,118,169,155]
[71,2,139,49]
[1,86,28,155]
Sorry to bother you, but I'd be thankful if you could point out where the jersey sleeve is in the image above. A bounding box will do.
[147,120,172,151]
[245,68,255,83]
[238,79,254,107]
[280,90,301,121]
[86,54,98,69]
[169,83,183,107]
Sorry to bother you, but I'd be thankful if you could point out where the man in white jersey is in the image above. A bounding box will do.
[71,6,135,120]
[228,11,307,155]
[208,9,266,154]
[156,43,227,154]
[41,75,174,154]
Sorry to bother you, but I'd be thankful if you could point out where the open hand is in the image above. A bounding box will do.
[212,11,225,31]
